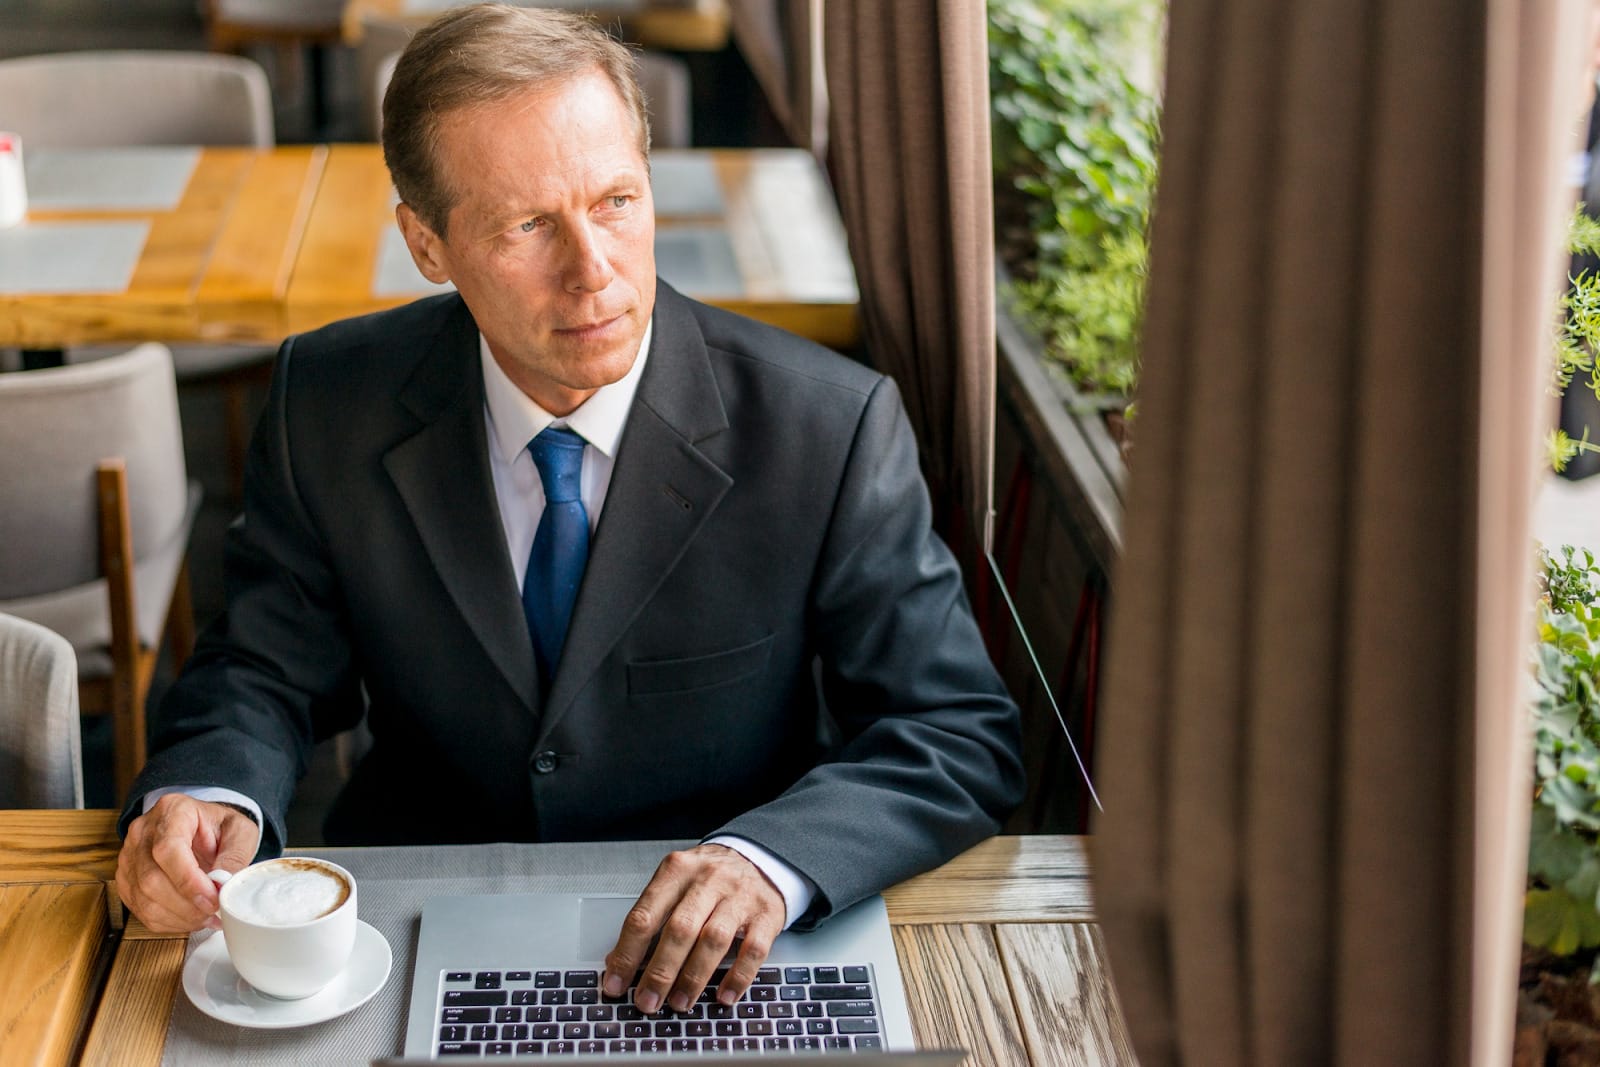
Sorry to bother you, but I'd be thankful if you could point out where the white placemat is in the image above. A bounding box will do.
[371,225,743,300]
[373,227,454,298]
[158,839,687,1065]
[25,146,201,211]
[0,220,150,294]
[650,152,725,217]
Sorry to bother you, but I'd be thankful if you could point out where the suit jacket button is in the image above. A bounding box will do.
[533,750,559,774]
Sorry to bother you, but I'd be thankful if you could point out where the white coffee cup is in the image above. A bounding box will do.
[218,857,358,999]
[0,132,25,228]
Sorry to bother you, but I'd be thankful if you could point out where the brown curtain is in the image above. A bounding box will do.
[1092,0,1586,1063]
[729,0,827,153]
[823,0,996,549]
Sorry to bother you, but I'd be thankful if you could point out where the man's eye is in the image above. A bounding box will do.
[609,196,628,209]
[519,218,541,233]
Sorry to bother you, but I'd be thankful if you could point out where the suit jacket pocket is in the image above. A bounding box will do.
[627,633,775,696]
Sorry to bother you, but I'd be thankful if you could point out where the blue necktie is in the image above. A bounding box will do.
[523,426,590,684]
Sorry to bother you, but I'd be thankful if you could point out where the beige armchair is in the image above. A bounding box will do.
[0,344,201,802]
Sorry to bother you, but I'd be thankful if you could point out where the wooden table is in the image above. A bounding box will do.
[0,811,1131,1065]
[341,0,731,52]
[0,147,326,348]
[285,144,860,350]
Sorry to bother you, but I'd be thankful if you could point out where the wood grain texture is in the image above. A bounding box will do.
[0,148,324,346]
[341,0,729,49]
[997,922,1137,1066]
[893,924,1029,1066]
[78,937,185,1067]
[0,810,121,882]
[884,836,1096,924]
[0,882,110,1067]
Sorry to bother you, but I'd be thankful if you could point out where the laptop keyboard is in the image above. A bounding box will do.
[435,963,885,1056]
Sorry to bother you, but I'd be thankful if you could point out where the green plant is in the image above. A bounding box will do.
[1526,545,1600,976]
[988,0,1161,399]
[1549,208,1600,471]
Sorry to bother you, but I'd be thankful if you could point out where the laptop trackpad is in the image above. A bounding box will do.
[576,895,636,959]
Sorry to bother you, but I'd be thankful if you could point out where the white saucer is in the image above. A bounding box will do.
[182,920,392,1029]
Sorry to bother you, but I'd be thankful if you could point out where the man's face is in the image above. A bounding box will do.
[397,69,656,416]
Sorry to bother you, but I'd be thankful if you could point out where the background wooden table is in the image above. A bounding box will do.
[0,811,1135,1065]
[283,144,860,350]
[0,147,325,348]
[341,0,732,52]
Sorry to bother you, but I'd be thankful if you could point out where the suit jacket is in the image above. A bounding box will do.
[125,283,1024,925]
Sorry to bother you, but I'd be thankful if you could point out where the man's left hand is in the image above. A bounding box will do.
[602,843,786,1013]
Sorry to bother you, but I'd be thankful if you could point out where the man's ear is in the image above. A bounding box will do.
[396,202,452,285]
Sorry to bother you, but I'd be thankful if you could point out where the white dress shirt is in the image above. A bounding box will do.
[157,317,816,928]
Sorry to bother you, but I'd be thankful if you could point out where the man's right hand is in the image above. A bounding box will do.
[115,793,261,933]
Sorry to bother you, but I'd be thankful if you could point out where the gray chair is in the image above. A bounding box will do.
[0,49,278,498]
[0,613,84,809]
[0,344,201,802]
[0,50,272,148]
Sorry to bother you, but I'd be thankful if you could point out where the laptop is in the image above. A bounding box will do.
[401,892,925,1059]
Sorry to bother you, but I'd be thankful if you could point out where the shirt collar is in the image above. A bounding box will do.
[481,316,653,463]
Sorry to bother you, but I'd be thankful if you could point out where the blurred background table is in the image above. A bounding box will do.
[0,146,324,349]
[340,0,731,51]
[285,143,860,349]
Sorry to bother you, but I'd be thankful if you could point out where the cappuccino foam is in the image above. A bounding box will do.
[228,859,350,926]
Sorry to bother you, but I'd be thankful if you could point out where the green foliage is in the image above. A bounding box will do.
[1549,208,1600,471]
[989,0,1160,398]
[1527,546,1600,965]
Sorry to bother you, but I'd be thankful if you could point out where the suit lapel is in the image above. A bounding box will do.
[541,285,732,733]
[382,297,540,709]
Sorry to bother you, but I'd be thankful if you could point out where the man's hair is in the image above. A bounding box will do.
[381,3,650,236]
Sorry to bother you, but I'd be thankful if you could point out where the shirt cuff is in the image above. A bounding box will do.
[706,835,817,930]
[142,786,265,855]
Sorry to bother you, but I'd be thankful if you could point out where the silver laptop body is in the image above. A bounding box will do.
[403,892,919,1058]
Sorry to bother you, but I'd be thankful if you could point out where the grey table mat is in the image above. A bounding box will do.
[372,225,743,300]
[649,153,725,217]
[25,146,200,211]
[0,220,149,293]
[160,839,694,1065]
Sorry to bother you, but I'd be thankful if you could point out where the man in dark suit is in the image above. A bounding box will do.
[114,3,1022,1014]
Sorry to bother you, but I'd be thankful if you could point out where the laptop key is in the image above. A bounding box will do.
[437,1043,481,1056]
[733,1037,761,1051]
[578,1040,605,1053]
[495,1007,520,1023]
[687,1021,712,1037]
[777,1019,804,1036]
[470,1024,495,1041]
[838,1017,880,1034]
[812,966,841,984]
[825,1000,877,1017]
[764,1037,792,1051]
[571,988,599,1005]
[653,1021,682,1037]
[797,1002,823,1018]
[706,1003,734,1019]
[442,1007,492,1023]
[531,1024,558,1040]
[565,970,599,988]
[641,1039,669,1052]
[624,1022,651,1038]
[671,1039,698,1052]
[766,1003,794,1018]
[515,1042,541,1054]
[755,967,781,984]
[445,990,507,1006]
[555,1006,582,1022]
[526,1006,553,1022]
[750,985,776,1002]
[784,967,811,984]
[617,1004,644,1021]
[824,1036,851,1050]
[485,1042,513,1056]
[438,1025,466,1041]
[796,1036,823,1051]
[746,1020,774,1036]
[446,971,472,982]
[703,1038,731,1051]
[541,990,568,1005]
[562,1023,589,1040]
[502,1024,528,1040]
[475,972,502,989]
[736,1003,762,1019]
[716,1021,741,1037]
[607,1040,637,1053]
[507,971,532,982]
[843,966,870,983]
[535,971,561,988]
[511,991,540,1007]
[595,1023,621,1039]
[809,983,873,1000]
[856,1035,885,1050]
[780,984,806,1001]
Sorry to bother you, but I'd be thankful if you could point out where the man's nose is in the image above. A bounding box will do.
[562,220,615,293]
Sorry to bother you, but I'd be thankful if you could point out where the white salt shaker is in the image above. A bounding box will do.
[0,133,27,228]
